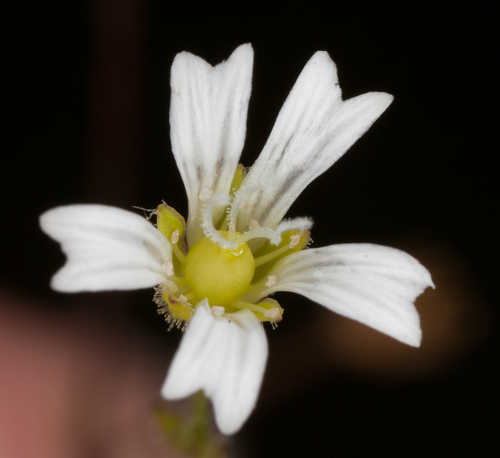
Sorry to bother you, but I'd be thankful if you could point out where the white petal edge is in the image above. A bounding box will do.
[170,44,254,245]
[162,301,268,435]
[262,244,434,347]
[235,51,393,230]
[39,204,171,292]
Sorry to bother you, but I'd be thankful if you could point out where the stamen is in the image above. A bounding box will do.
[132,205,156,221]
[265,275,277,288]
[200,194,239,250]
[171,230,179,244]
[233,300,270,316]
[249,219,260,229]
[183,292,196,303]
[264,308,281,320]
[254,245,291,267]
[211,306,225,317]
[164,261,174,277]
[289,234,301,248]
[198,187,212,202]
[172,243,186,264]
[233,298,283,323]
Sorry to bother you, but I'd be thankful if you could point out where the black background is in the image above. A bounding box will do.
[3,3,497,457]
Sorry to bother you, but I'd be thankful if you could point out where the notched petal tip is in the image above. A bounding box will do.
[230,42,254,60]
[408,327,423,348]
[39,205,70,235]
[172,43,253,72]
[266,244,431,348]
[303,49,339,85]
[39,204,170,293]
[309,50,337,69]
[370,91,394,111]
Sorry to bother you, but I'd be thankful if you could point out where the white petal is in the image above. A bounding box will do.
[264,244,434,347]
[39,204,171,292]
[236,51,393,230]
[162,301,268,434]
[170,44,254,245]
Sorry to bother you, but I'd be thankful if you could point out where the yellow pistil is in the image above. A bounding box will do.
[184,231,255,307]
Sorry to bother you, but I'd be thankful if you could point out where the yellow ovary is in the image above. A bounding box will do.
[184,232,255,307]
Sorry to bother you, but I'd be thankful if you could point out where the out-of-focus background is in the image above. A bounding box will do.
[2,3,496,458]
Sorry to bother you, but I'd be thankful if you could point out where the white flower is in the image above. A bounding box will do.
[39,44,434,435]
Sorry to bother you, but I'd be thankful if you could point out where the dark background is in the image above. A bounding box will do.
[3,3,496,458]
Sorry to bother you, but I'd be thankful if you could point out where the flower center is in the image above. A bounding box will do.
[184,232,255,307]
[152,165,312,329]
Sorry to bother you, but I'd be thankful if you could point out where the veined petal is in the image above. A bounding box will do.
[235,51,393,230]
[162,301,268,435]
[39,204,171,292]
[170,44,254,245]
[262,244,434,347]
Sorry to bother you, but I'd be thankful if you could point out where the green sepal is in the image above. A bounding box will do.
[156,203,185,244]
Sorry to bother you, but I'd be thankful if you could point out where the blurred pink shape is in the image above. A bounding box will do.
[0,291,185,458]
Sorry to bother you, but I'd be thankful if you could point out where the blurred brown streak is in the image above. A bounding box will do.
[86,0,146,205]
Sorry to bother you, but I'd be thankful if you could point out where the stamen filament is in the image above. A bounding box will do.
[172,243,186,264]
[183,292,196,302]
[254,244,291,267]
[233,300,270,315]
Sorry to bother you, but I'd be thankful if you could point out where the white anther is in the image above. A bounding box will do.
[289,234,301,248]
[170,230,179,244]
[249,219,260,229]
[198,187,212,202]
[178,294,188,303]
[264,308,280,320]
[212,306,225,317]
[164,261,174,277]
[265,275,277,288]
